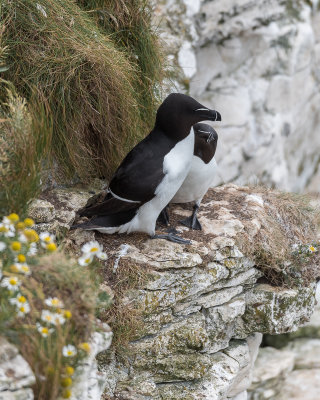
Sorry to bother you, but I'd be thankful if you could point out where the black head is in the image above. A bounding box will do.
[155,93,221,140]
[193,123,218,164]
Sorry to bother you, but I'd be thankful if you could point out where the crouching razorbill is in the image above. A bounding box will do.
[72,93,221,243]
[159,123,219,230]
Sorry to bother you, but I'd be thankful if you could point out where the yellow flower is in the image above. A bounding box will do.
[62,389,72,399]
[17,254,26,263]
[62,345,77,357]
[17,295,27,303]
[46,243,57,252]
[65,366,74,376]
[23,229,39,242]
[8,213,19,223]
[20,264,31,275]
[24,218,35,227]
[11,241,21,251]
[36,323,54,337]
[10,264,20,273]
[17,302,30,316]
[64,310,72,319]
[9,294,27,306]
[308,245,317,253]
[79,342,91,353]
[16,222,25,230]
[61,377,72,387]
[40,232,55,243]
[1,276,21,291]
[0,225,8,233]
[45,297,64,308]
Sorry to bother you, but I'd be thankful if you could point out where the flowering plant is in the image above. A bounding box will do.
[0,213,106,400]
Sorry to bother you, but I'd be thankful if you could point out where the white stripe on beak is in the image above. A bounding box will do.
[195,108,209,111]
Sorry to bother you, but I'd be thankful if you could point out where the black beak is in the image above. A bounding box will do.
[195,109,222,122]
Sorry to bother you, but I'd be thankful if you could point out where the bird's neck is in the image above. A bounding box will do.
[156,121,193,142]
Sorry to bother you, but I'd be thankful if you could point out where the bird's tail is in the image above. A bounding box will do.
[71,209,138,231]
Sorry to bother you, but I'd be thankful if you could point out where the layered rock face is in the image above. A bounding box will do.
[249,284,320,400]
[0,337,35,400]
[10,183,318,399]
[82,184,316,400]
[154,0,320,192]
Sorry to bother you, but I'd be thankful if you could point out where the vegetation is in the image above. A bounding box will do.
[234,187,320,286]
[0,213,110,399]
[0,0,166,214]
[0,83,52,215]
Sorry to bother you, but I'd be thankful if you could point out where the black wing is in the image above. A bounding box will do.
[77,191,139,217]
[77,128,175,218]
[109,128,176,202]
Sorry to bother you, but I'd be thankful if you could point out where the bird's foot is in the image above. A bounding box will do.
[166,227,179,235]
[152,233,190,245]
[179,215,202,230]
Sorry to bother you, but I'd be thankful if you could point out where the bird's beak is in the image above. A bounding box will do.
[195,108,222,121]
[207,131,217,143]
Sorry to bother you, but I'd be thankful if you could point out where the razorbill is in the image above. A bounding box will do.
[72,93,221,243]
[159,123,218,230]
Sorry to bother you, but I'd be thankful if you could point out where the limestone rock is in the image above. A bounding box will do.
[75,184,317,400]
[248,346,295,400]
[284,338,320,369]
[0,389,34,400]
[235,283,316,337]
[0,338,35,392]
[27,199,55,223]
[71,323,113,400]
[154,0,320,192]
[251,347,295,386]
[277,369,320,400]
[27,187,95,235]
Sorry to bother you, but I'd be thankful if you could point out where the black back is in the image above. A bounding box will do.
[109,128,176,202]
[77,94,221,218]
[193,123,218,164]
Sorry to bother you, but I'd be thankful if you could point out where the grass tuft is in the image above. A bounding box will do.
[234,186,320,286]
[0,82,52,215]
[1,0,166,184]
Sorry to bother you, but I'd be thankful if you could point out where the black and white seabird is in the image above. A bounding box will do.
[159,123,219,230]
[72,93,221,243]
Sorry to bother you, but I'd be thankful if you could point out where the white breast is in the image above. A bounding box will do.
[116,129,195,235]
[172,155,217,204]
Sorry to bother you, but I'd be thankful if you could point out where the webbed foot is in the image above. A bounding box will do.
[179,215,202,230]
[151,233,190,245]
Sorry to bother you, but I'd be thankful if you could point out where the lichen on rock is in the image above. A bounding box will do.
[22,182,319,399]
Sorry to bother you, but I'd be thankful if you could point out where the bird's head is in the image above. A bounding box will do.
[193,123,218,144]
[155,93,221,139]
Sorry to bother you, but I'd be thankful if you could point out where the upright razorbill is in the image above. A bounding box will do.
[159,123,219,230]
[72,93,221,243]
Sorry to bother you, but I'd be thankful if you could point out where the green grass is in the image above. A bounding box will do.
[1,0,166,184]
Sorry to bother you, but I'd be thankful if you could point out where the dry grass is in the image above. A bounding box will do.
[77,0,166,128]
[96,256,147,351]
[228,185,320,286]
[0,83,52,215]
[1,0,166,183]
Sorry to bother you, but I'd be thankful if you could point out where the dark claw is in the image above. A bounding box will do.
[179,203,202,230]
[179,215,202,230]
[157,206,170,226]
[152,233,191,245]
[166,227,179,235]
